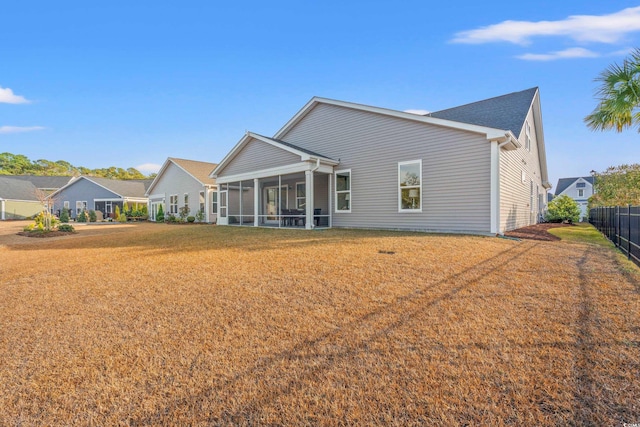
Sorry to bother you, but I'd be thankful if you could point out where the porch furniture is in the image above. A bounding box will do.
[281,209,291,226]
[291,209,305,226]
[314,208,322,226]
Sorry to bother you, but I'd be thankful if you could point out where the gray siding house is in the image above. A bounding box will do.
[146,158,218,222]
[554,176,595,221]
[48,176,151,219]
[211,88,550,234]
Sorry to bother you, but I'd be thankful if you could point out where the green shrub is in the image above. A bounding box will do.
[178,206,190,221]
[23,224,35,231]
[115,205,121,221]
[77,210,88,222]
[187,216,195,223]
[60,207,70,223]
[156,204,165,222]
[195,209,205,222]
[117,212,128,223]
[58,224,75,233]
[88,210,97,222]
[546,195,580,224]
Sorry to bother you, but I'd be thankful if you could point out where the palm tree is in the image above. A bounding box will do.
[584,48,640,133]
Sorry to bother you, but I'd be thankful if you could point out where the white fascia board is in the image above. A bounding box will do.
[216,161,333,184]
[274,96,515,144]
[145,158,173,196]
[210,133,254,178]
[531,90,550,188]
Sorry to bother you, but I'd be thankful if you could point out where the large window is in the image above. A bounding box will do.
[169,194,178,214]
[296,182,306,209]
[399,160,422,212]
[199,191,205,214]
[335,170,351,212]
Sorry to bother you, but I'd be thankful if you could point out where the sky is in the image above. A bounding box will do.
[1,1,640,191]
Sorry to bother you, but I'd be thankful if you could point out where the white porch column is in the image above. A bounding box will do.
[305,170,314,229]
[1,200,4,220]
[254,178,259,226]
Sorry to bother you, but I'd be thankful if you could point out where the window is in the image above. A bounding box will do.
[64,201,70,209]
[525,120,531,151]
[211,191,218,214]
[576,182,586,188]
[399,160,422,211]
[335,170,351,212]
[530,180,534,213]
[578,189,584,197]
[184,193,189,207]
[199,191,205,213]
[76,201,87,213]
[170,195,178,214]
[296,182,306,209]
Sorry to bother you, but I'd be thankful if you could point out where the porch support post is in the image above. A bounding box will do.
[305,170,314,229]
[490,140,500,234]
[254,178,259,226]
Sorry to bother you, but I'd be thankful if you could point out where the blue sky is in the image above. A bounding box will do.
[1,1,639,190]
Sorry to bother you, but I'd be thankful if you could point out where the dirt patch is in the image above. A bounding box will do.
[504,222,574,241]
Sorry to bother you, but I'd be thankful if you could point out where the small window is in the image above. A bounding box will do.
[184,193,189,206]
[296,182,306,210]
[576,182,586,188]
[525,121,531,151]
[211,191,218,214]
[578,189,584,197]
[199,191,205,213]
[335,170,351,212]
[399,160,422,212]
[64,201,70,209]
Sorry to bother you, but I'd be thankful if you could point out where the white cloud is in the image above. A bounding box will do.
[136,163,162,173]
[517,47,600,61]
[0,126,45,134]
[404,109,430,115]
[452,6,640,45]
[0,86,31,104]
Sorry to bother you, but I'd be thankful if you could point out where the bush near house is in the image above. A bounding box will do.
[77,210,88,223]
[156,205,165,222]
[60,207,70,223]
[546,195,580,223]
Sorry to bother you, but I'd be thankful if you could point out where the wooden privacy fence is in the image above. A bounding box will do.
[590,205,640,266]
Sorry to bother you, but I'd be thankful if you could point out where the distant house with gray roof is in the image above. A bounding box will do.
[554,176,595,221]
[0,176,43,220]
[211,87,550,234]
[145,157,218,223]
[6,175,76,195]
[48,176,152,219]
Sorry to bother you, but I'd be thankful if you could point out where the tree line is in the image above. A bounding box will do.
[0,152,156,179]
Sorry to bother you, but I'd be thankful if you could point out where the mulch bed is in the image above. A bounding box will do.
[504,222,573,241]
[17,231,76,238]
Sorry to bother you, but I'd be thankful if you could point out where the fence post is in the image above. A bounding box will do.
[629,204,632,260]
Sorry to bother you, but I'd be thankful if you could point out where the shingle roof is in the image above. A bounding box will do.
[428,87,538,136]
[0,176,40,201]
[85,177,152,198]
[555,176,595,196]
[4,175,74,190]
[169,158,217,185]
[253,133,335,161]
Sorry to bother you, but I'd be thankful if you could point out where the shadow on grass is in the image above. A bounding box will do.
[129,242,539,424]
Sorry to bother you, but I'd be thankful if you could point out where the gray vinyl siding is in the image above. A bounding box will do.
[149,163,207,218]
[220,138,301,177]
[53,178,120,214]
[499,108,545,232]
[280,104,492,233]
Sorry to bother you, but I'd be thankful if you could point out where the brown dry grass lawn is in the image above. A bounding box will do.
[0,221,639,425]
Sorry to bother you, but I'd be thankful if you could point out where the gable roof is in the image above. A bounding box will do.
[146,157,218,195]
[4,175,75,190]
[428,87,538,137]
[0,176,40,201]
[211,131,339,177]
[555,176,595,196]
[49,176,152,199]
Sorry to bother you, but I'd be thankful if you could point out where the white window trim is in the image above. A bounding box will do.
[334,169,351,213]
[295,181,306,209]
[211,191,218,214]
[398,159,423,213]
[525,120,531,152]
[170,194,178,214]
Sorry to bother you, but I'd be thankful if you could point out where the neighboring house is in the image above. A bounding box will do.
[145,157,218,222]
[5,175,76,195]
[211,87,550,234]
[554,176,595,221]
[48,176,152,219]
[0,177,43,220]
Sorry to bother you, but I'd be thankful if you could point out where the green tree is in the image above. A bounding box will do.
[60,207,70,223]
[546,195,581,224]
[589,164,640,207]
[585,48,640,133]
[156,204,164,222]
